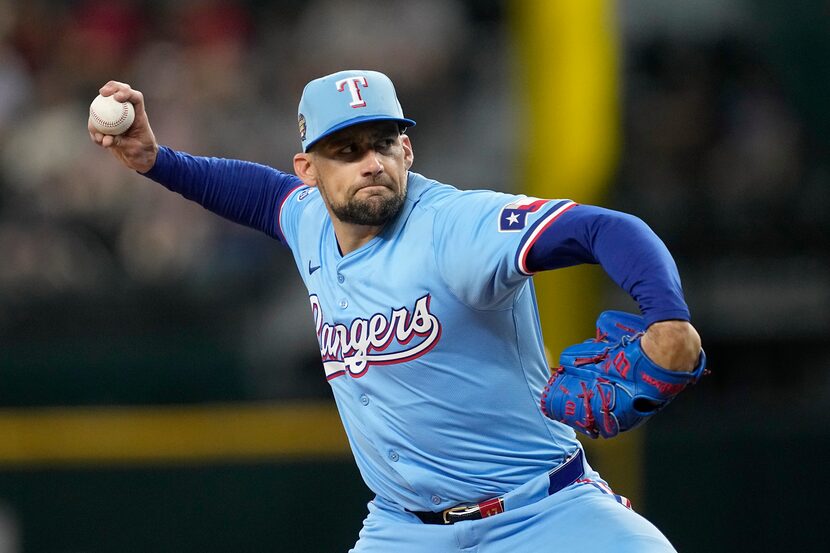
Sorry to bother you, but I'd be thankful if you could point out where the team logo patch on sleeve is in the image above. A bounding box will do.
[498,197,549,232]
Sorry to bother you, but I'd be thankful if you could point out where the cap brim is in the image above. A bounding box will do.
[305,115,416,152]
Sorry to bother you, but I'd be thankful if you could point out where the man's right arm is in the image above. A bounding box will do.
[144,146,303,241]
[89,80,303,243]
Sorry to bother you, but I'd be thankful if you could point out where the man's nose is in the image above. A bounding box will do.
[360,149,384,177]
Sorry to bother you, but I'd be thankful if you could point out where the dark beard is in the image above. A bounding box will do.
[331,192,405,226]
[317,174,406,226]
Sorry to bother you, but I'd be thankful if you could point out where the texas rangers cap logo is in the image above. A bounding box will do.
[335,76,369,108]
[498,197,549,232]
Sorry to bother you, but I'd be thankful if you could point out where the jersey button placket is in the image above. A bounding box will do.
[359,394,369,406]
[337,273,345,284]
[388,450,399,462]
[339,298,348,309]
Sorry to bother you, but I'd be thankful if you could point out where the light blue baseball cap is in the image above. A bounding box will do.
[298,70,416,152]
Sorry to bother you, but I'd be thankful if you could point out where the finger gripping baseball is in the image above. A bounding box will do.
[541,311,707,439]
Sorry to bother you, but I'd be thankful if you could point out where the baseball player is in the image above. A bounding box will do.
[89,70,704,552]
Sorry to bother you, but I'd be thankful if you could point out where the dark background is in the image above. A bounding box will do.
[0,0,828,551]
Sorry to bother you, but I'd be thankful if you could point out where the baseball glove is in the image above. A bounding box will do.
[540,311,707,439]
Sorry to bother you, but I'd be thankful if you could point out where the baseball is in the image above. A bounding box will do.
[89,94,135,135]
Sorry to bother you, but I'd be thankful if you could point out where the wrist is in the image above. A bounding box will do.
[136,142,160,174]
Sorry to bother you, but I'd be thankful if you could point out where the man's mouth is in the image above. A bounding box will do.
[355,182,391,195]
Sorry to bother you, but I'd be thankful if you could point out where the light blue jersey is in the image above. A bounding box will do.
[144,146,679,551]
[140,67,683,551]
[279,171,581,512]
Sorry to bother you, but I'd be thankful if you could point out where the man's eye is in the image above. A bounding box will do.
[340,145,355,154]
[378,139,395,150]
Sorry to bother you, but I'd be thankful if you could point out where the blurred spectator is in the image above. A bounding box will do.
[0,0,512,402]
[1,0,827,403]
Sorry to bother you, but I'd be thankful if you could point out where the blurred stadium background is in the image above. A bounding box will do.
[0,0,828,551]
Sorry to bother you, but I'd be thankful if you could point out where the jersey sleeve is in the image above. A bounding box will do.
[143,146,305,244]
[275,182,319,254]
[433,192,691,324]
[432,190,577,310]
[524,204,691,325]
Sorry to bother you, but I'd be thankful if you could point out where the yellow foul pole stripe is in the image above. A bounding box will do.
[0,402,349,467]
[511,0,619,352]
[511,0,643,506]
[514,0,619,202]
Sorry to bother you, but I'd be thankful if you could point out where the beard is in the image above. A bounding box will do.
[321,179,406,226]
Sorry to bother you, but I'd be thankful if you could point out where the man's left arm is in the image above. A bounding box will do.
[524,204,701,373]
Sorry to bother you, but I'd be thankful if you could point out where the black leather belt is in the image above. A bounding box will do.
[411,448,584,525]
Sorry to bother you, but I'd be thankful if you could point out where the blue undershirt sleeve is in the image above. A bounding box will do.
[525,204,691,326]
[142,146,304,243]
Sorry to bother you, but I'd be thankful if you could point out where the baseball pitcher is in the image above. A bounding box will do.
[89,70,705,552]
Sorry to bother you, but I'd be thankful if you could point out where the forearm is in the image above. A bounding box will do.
[525,204,702,371]
[525,204,690,325]
[143,146,303,241]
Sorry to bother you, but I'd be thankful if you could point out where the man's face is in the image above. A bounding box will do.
[297,121,414,227]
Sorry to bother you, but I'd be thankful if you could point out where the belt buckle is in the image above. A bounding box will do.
[441,505,477,524]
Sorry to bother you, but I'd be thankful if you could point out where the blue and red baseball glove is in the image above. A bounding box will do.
[541,311,707,439]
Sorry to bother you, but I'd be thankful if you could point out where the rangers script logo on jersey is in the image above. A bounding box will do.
[310,294,442,380]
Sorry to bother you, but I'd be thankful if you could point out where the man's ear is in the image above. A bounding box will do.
[401,135,414,170]
[293,153,318,187]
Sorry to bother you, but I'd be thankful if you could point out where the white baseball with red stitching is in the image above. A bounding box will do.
[89,94,135,135]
